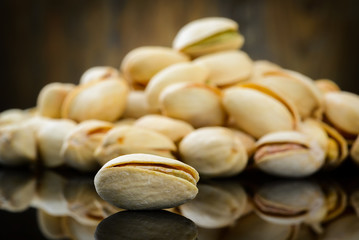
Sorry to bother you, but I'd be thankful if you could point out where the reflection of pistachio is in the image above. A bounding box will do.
[0,169,36,212]
[173,17,244,57]
[63,216,98,240]
[321,214,359,240]
[179,181,247,228]
[321,182,347,222]
[350,190,359,217]
[95,210,198,240]
[254,131,325,177]
[37,210,67,240]
[350,135,359,165]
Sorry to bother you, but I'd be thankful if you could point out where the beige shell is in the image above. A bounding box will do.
[79,66,120,85]
[173,17,244,57]
[223,83,299,139]
[351,135,359,165]
[179,127,248,177]
[193,50,253,87]
[0,108,32,126]
[145,62,208,112]
[324,91,359,136]
[61,120,114,171]
[95,125,176,166]
[179,181,248,228]
[37,82,75,119]
[315,79,341,94]
[256,71,323,119]
[134,114,194,142]
[94,153,199,210]
[61,79,129,122]
[160,82,225,128]
[122,90,155,119]
[36,119,77,168]
[254,131,325,177]
[253,180,326,226]
[120,46,189,86]
[249,60,283,81]
[298,119,329,152]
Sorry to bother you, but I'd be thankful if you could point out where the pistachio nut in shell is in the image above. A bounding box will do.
[160,82,225,128]
[351,135,359,165]
[315,79,341,94]
[37,119,77,168]
[253,180,326,226]
[61,78,128,122]
[94,153,199,210]
[120,46,189,86]
[249,60,283,81]
[61,120,114,172]
[193,50,253,87]
[179,181,248,228]
[173,17,244,57]
[145,62,208,112]
[37,82,75,118]
[223,83,299,139]
[95,125,176,166]
[179,127,248,177]
[134,114,194,142]
[324,91,359,136]
[122,90,154,119]
[79,66,120,85]
[254,131,325,177]
[0,108,32,127]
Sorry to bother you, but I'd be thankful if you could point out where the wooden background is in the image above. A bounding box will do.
[1,0,359,111]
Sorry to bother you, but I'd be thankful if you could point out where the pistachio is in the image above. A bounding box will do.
[321,182,347,222]
[120,46,189,86]
[79,66,120,85]
[94,153,199,210]
[0,108,32,126]
[351,135,359,165]
[37,119,77,168]
[95,210,198,240]
[324,91,359,136]
[315,79,341,94]
[122,90,155,119]
[249,60,283,81]
[253,180,326,226]
[160,82,225,128]
[145,62,208,112]
[95,125,176,166]
[179,127,248,177]
[37,82,75,118]
[254,131,325,177]
[173,17,244,57]
[179,181,248,228]
[61,78,129,122]
[134,114,194,142]
[61,120,114,171]
[193,50,253,87]
[223,83,300,139]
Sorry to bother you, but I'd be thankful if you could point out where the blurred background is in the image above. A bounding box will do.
[1,0,359,112]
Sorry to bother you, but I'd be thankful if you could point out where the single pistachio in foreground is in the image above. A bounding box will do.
[94,153,199,210]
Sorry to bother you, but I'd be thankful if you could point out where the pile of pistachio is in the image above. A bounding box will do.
[1,17,359,178]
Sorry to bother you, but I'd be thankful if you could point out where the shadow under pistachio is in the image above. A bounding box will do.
[95,210,198,240]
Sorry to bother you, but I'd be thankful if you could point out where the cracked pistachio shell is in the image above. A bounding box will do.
[145,62,209,112]
[160,82,225,128]
[351,135,359,165]
[173,17,244,57]
[94,153,199,210]
[321,214,359,240]
[256,70,323,119]
[95,210,198,240]
[254,131,325,177]
[0,170,36,212]
[120,46,189,86]
[179,181,248,228]
[95,125,176,166]
[37,82,75,118]
[222,213,298,240]
[254,181,326,226]
[122,90,155,119]
[79,66,120,85]
[134,114,194,142]
[0,108,32,126]
[179,127,248,177]
[193,50,253,87]
[37,119,77,168]
[324,91,359,136]
[315,79,341,94]
[223,83,300,139]
[61,79,128,122]
[61,120,114,172]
